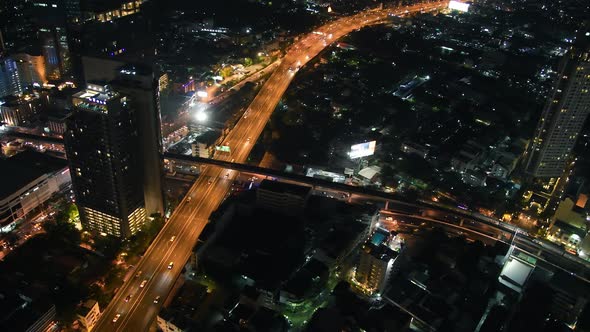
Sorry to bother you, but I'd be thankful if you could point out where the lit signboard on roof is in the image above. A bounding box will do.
[196,90,208,98]
[349,141,376,159]
[449,1,470,12]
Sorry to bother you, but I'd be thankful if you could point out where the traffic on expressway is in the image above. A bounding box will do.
[93,1,451,330]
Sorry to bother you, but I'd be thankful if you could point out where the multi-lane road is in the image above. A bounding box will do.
[94,2,450,330]
[161,60,281,138]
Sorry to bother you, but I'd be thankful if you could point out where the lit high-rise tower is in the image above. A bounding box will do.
[81,56,165,219]
[524,27,590,178]
[65,83,146,237]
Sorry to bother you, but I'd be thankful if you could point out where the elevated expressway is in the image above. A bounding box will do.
[165,152,590,283]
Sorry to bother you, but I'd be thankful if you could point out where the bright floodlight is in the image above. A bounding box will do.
[195,111,207,122]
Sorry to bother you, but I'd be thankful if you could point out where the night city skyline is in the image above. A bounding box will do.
[1,0,590,331]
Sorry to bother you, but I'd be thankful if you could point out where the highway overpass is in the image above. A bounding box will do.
[165,152,590,282]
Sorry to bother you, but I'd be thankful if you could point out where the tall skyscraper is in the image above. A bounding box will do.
[31,0,73,80]
[0,0,36,52]
[0,52,47,98]
[65,83,146,237]
[524,27,590,178]
[112,64,165,217]
[1,0,72,81]
[82,56,164,218]
[38,26,72,80]
[12,53,47,86]
[0,57,23,97]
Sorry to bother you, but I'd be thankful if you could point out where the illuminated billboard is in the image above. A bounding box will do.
[449,1,469,12]
[349,141,376,159]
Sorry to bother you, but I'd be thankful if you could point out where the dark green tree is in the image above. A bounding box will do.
[43,219,81,245]
[93,235,122,260]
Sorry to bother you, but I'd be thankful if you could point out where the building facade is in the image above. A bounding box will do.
[77,300,100,332]
[112,64,165,217]
[38,26,71,81]
[65,83,146,237]
[1,53,49,99]
[524,28,590,178]
[46,110,70,135]
[81,56,165,218]
[0,57,23,97]
[354,240,398,295]
[255,180,311,216]
[0,151,70,232]
[548,195,589,250]
[12,53,47,87]
[0,95,43,126]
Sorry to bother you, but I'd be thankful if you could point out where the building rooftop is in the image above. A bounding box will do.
[249,307,288,331]
[554,197,588,231]
[358,165,381,181]
[318,221,367,260]
[72,83,120,105]
[0,289,54,332]
[118,63,153,76]
[283,259,328,299]
[77,299,98,317]
[0,95,27,107]
[498,257,534,293]
[45,107,72,120]
[159,308,198,331]
[363,241,399,261]
[192,130,220,146]
[306,307,354,332]
[0,151,68,201]
[363,304,412,331]
[258,180,311,197]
